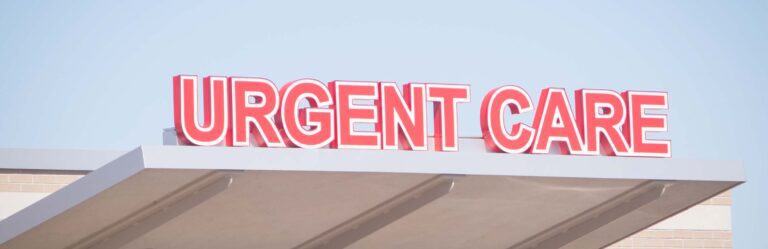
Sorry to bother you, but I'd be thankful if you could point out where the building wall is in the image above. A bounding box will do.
[0,170,85,220]
[606,190,733,249]
[0,170,733,248]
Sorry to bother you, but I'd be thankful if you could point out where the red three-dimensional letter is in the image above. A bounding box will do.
[230,77,285,147]
[329,81,380,149]
[622,91,671,157]
[378,83,428,150]
[173,75,230,146]
[278,79,335,149]
[531,88,585,155]
[575,89,631,156]
[481,86,536,153]
[426,84,470,152]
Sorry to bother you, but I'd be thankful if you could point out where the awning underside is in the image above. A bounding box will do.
[1,170,736,249]
[0,145,742,249]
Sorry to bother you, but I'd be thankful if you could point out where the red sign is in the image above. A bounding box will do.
[173,75,670,157]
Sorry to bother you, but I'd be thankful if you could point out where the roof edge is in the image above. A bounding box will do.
[0,147,146,245]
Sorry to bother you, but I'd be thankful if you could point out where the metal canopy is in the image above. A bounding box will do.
[0,139,744,249]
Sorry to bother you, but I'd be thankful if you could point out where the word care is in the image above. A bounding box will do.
[173,75,670,157]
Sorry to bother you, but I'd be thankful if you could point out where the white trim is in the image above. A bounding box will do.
[140,142,744,182]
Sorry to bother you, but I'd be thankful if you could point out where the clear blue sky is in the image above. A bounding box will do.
[0,1,765,247]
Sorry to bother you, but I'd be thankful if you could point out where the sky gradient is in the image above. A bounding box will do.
[0,1,765,247]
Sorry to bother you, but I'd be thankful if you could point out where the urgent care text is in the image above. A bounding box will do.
[173,76,670,157]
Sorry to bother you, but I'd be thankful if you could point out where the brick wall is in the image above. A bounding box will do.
[606,191,733,249]
[0,170,85,193]
[608,229,732,248]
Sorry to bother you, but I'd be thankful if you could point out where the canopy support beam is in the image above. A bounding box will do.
[509,180,668,249]
[293,174,457,249]
[66,171,237,249]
